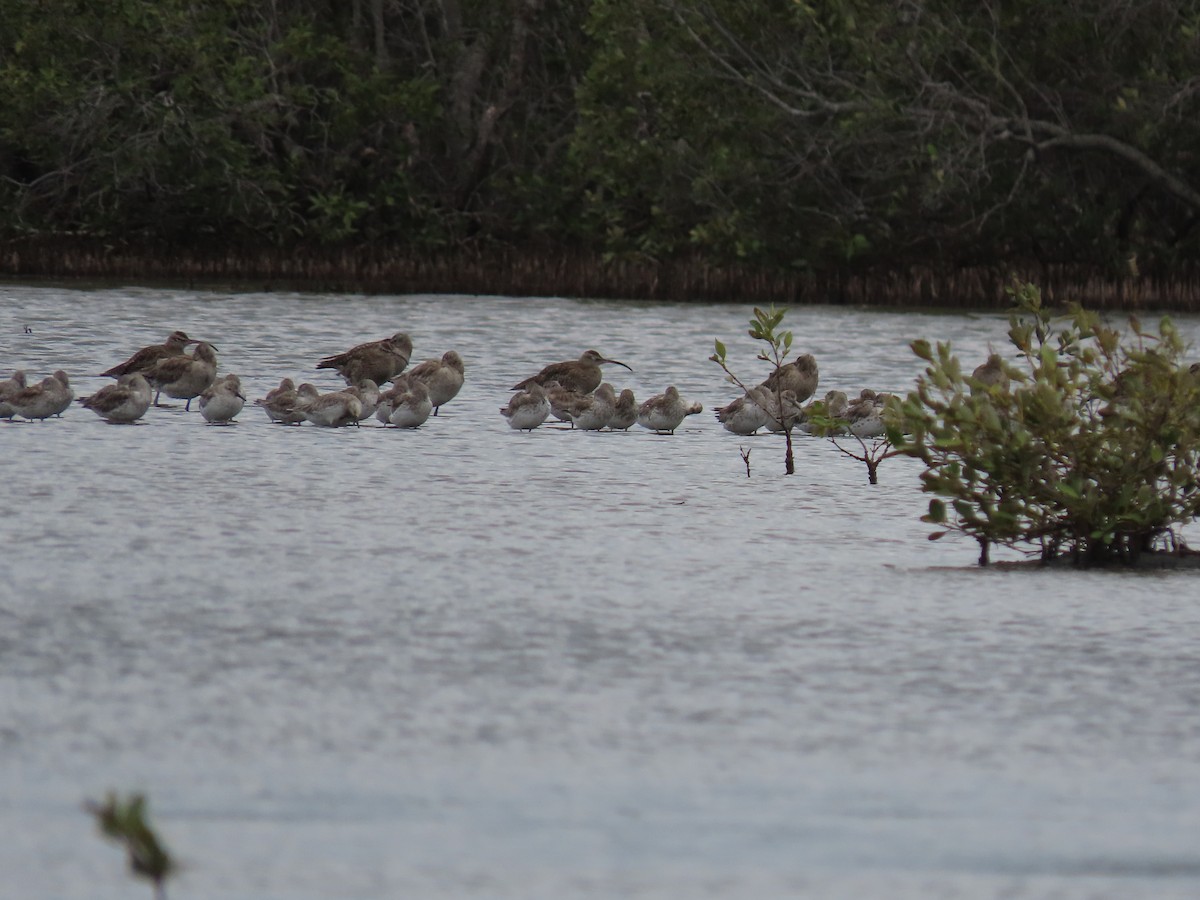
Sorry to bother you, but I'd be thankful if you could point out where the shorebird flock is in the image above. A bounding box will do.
[0,328,893,436]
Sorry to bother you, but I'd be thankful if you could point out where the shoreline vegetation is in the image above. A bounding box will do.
[7,240,1200,309]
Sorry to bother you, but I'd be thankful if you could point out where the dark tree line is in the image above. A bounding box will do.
[2,0,1199,288]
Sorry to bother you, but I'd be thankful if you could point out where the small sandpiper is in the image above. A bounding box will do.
[714,390,771,435]
[637,385,703,434]
[501,383,550,431]
[101,330,195,378]
[9,370,73,421]
[407,350,465,415]
[511,349,631,394]
[384,377,433,428]
[199,374,247,424]
[608,388,638,430]
[317,332,412,386]
[564,382,617,431]
[302,386,363,427]
[255,378,307,424]
[0,369,27,419]
[80,372,153,424]
[147,341,218,409]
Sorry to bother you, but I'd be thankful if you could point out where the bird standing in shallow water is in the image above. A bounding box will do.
[758,354,819,403]
[146,342,218,409]
[301,386,363,427]
[80,373,153,424]
[0,369,27,419]
[407,351,465,415]
[501,383,550,431]
[714,390,771,435]
[637,385,703,434]
[317,332,412,386]
[255,378,306,424]
[608,388,638,430]
[101,331,195,379]
[564,383,618,431]
[9,370,73,421]
[511,349,631,394]
[199,374,247,424]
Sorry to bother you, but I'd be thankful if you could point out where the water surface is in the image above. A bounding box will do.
[2,285,1200,899]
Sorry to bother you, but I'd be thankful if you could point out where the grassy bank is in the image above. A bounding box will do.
[4,239,1200,309]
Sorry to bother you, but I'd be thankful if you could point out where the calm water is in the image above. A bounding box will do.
[3,284,1200,899]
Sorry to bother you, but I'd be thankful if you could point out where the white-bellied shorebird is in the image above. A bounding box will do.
[846,389,890,438]
[101,331,196,378]
[317,332,412,386]
[302,386,363,427]
[501,383,550,431]
[758,388,806,433]
[564,382,617,431]
[9,370,73,421]
[511,349,631,394]
[199,374,247,424]
[146,341,218,409]
[0,369,27,419]
[79,372,153,424]
[759,354,819,403]
[384,378,432,428]
[798,389,850,435]
[255,378,307,424]
[407,350,464,415]
[714,390,771,435]
[541,380,585,425]
[609,388,638,430]
[637,385,703,434]
[353,379,380,422]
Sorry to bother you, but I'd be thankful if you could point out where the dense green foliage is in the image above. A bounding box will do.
[3,1,1200,274]
[893,283,1200,566]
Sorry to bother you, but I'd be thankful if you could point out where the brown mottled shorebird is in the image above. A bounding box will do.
[971,353,1008,392]
[759,353,819,404]
[511,349,631,394]
[501,383,550,431]
[407,350,465,415]
[714,390,771,436]
[9,370,73,421]
[80,372,153,424]
[101,330,195,378]
[146,341,218,409]
[199,374,247,424]
[317,332,413,386]
[302,385,363,427]
[608,388,638,430]
[255,378,307,424]
[564,382,617,431]
[845,389,890,438]
[542,380,587,425]
[637,385,703,434]
[759,388,805,433]
[0,369,27,419]
[384,378,432,428]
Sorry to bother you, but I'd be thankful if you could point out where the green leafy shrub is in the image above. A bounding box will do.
[892,282,1200,566]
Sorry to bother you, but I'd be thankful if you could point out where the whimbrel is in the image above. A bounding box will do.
[317,332,412,386]
[199,374,247,424]
[79,373,153,424]
[407,350,465,415]
[101,331,195,378]
[501,383,550,431]
[637,385,703,434]
[511,350,631,394]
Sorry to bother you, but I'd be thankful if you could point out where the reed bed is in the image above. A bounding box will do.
[6,239,1200,311]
